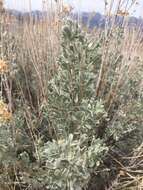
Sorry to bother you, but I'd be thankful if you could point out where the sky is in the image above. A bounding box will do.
[4,0,143,17]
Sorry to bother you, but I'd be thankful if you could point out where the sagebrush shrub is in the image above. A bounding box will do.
[0,19,143,190]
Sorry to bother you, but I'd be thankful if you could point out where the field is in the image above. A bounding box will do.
[0,0,143,190]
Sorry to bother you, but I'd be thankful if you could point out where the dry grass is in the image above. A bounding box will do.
[0,0,143,190]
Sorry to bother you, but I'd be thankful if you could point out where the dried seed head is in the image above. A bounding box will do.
[117,10,129,17]
[0,59,9,74]
[0,100,12,124]
[62,4,73,14]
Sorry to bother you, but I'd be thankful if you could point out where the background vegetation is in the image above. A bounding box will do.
[0,0,143,189]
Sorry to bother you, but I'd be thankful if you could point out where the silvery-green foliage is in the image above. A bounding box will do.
[0,124,17,187]
[44,20,105,137]
[39,20,108,189]
[0,125,15,164]
[0,17,142,190]
[39,134,107,190]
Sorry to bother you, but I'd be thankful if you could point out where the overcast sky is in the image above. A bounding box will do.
[4,0,143,17]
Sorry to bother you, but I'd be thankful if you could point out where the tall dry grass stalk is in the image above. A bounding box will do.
[0,0,143,189]
[2,0,64,107]
[0,0,64,171]
[96,0,142,100]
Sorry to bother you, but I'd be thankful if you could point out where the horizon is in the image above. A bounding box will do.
[4,0,143,18]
